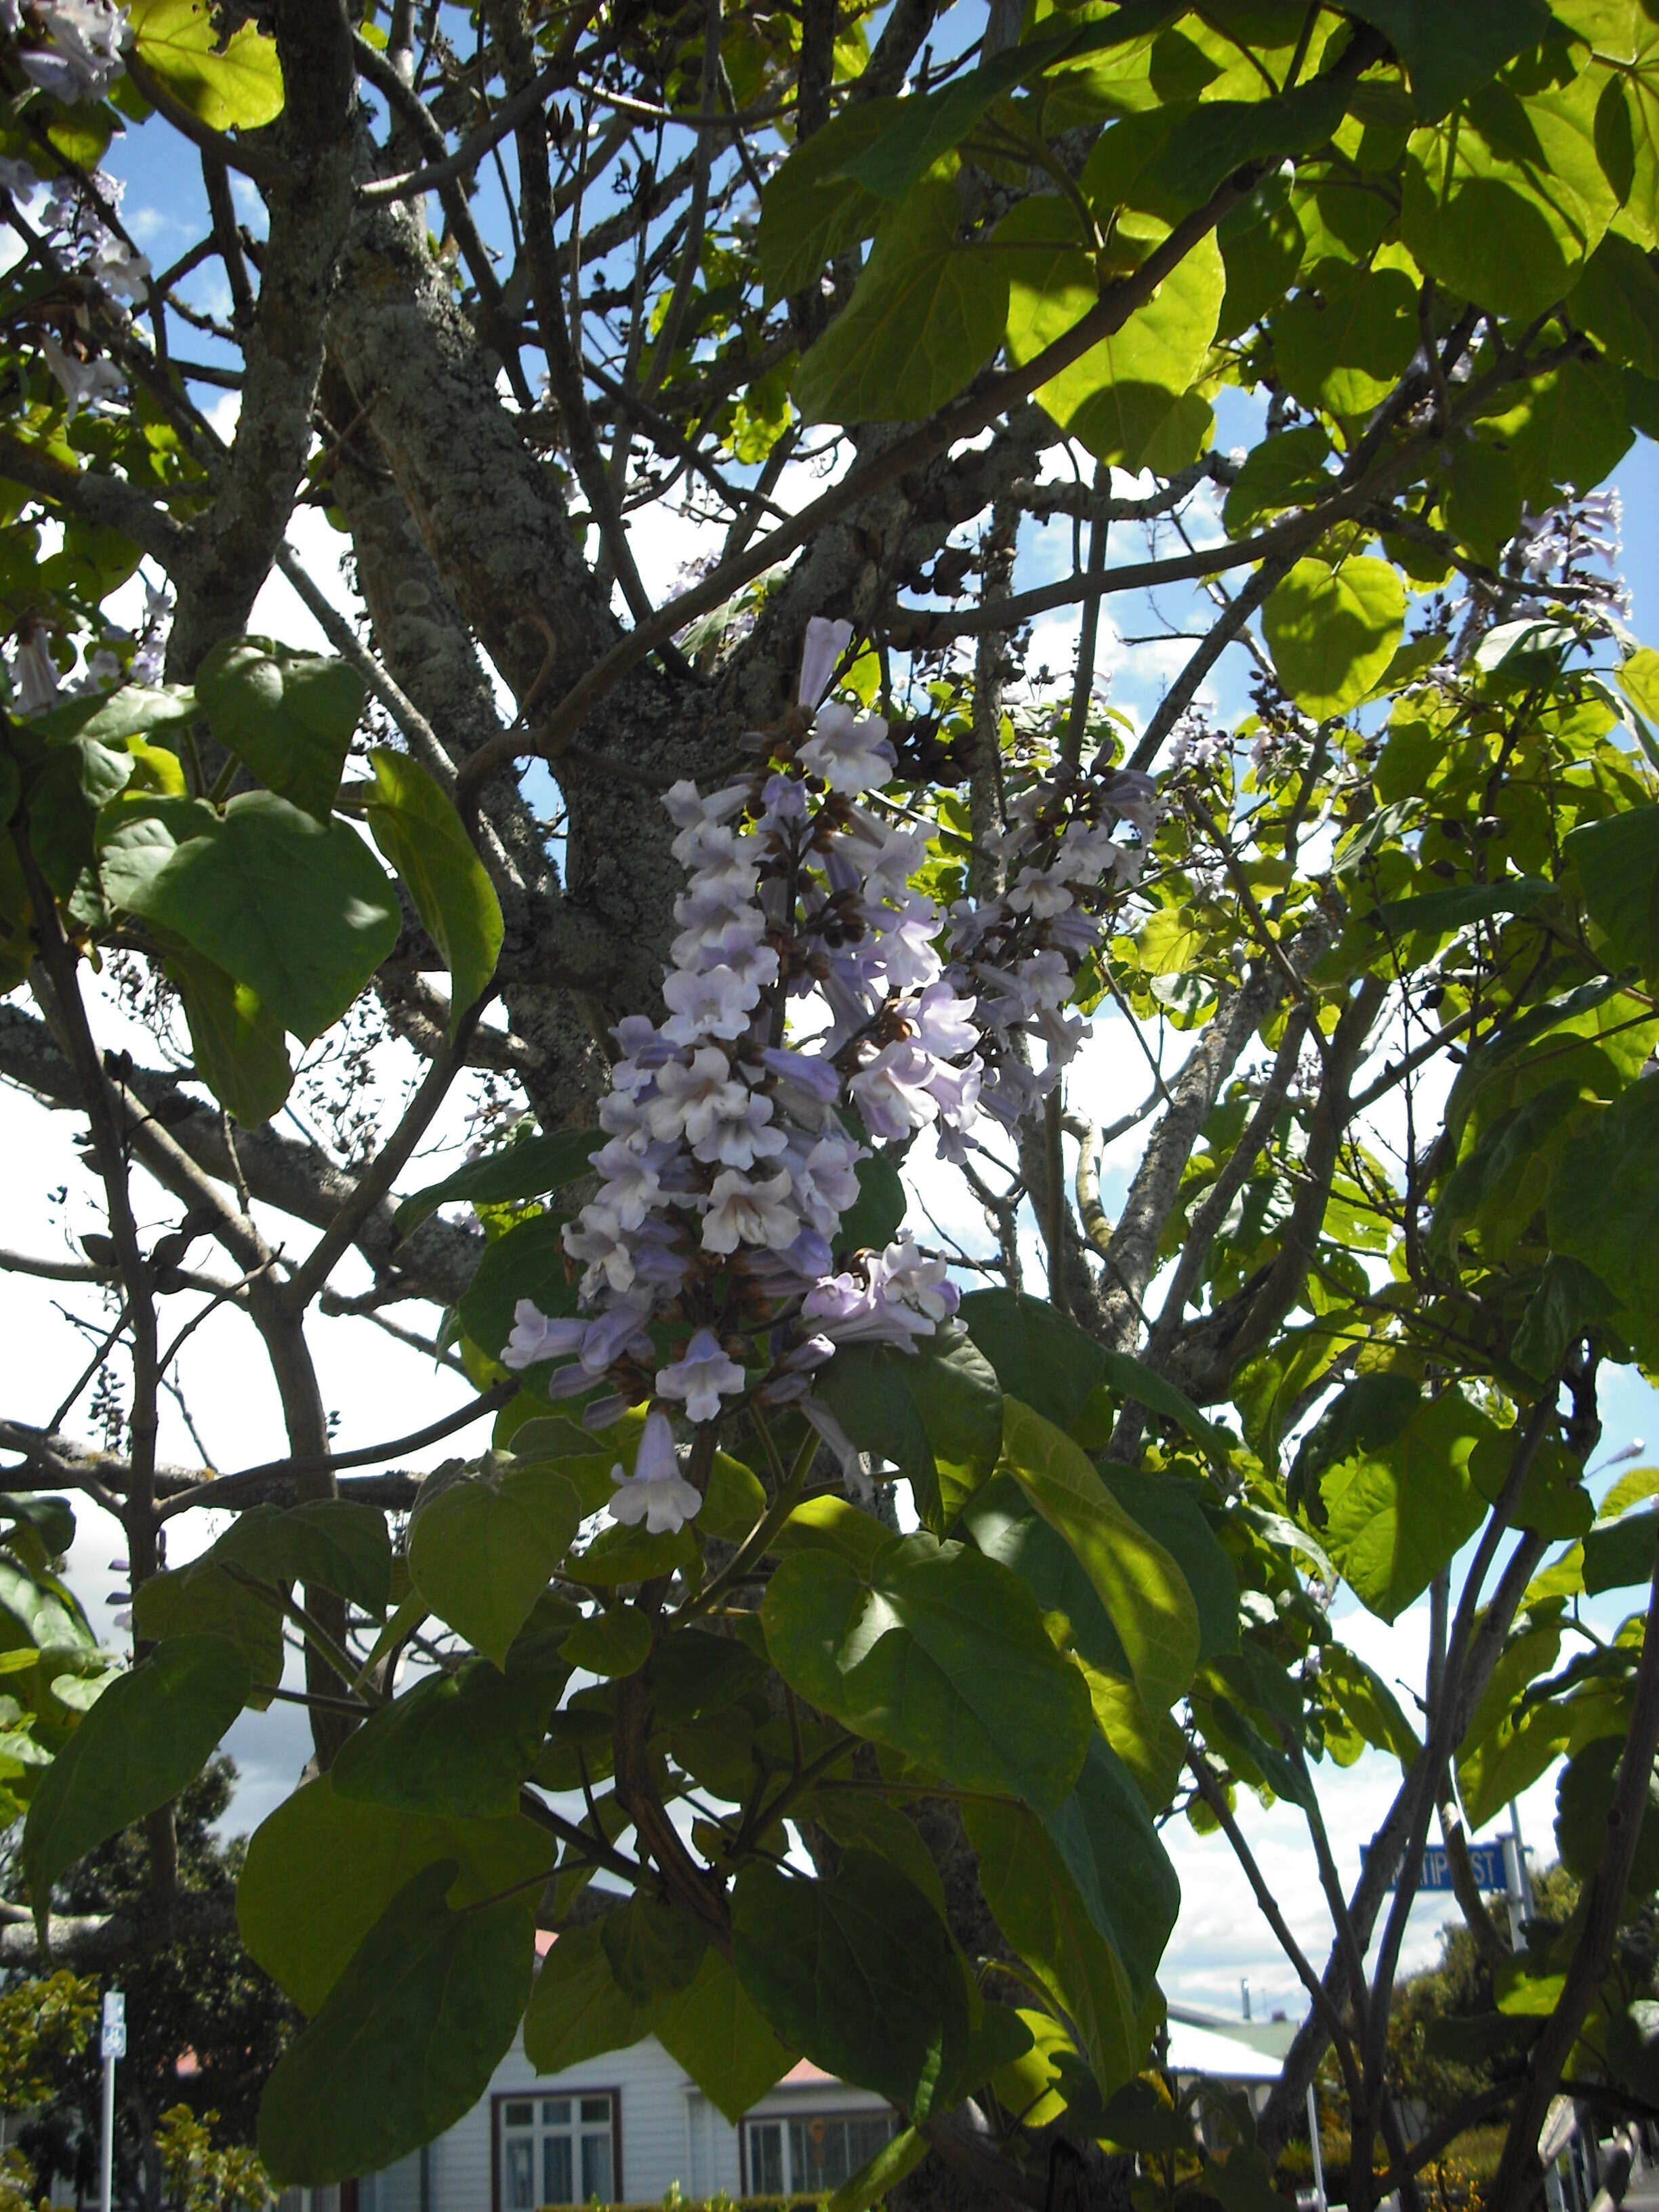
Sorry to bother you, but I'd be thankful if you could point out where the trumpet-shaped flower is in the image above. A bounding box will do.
[607,1411,703,1533]
[656,1328,747,1423]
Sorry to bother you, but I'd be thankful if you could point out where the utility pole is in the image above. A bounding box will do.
[99,1988,124,2212]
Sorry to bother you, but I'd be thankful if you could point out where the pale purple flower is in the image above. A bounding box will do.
[578,1301,655,1374]
[876,1236,958,1322]
[91,238,148,304]
[564,1203,636,1292]
[0,157,37,198]
[701,1168,801,1254]
[663,779,749,830]
[18,0,126,99]
[647,1048,748,1145]
[39,335,123,419]
[10,631,59,714]
[798,616,854,708]
[790,1133,864,1237]
[849,1040,941,1141]
[592,1134,664,1229]
[689,1084,788,1169]
[661,963,760,1044]
[502,1298,588,1370]
[760,1045,841,1105]
[656,1328,746,1424]
[607,1410,703,1534]
[799,701,896,796]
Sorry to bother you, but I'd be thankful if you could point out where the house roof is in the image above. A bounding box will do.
[1164,2020,1283,2083]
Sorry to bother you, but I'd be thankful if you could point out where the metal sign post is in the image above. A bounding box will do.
[1307,2084,1327,2212]
[100,1989,124,2212]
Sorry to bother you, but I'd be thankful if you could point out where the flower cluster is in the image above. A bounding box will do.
[2,0,127,102]
[501,619,1152,1528]
[945,763,1155,1126]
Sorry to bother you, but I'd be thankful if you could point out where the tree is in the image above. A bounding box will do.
[0,3,1657,2211]
[10,1758,293,2212]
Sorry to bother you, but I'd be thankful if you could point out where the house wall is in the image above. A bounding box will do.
[356,2032,893,2212]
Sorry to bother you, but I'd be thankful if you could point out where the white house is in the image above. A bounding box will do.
[344,2032,897,2212]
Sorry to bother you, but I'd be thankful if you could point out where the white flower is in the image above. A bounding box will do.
[646,1047,745,1145]
[661,963,760,1044]
[91,238,149,304]
[592,1134,663,1229]
[563,1203,636,1292]
[876,1236,957,1322]
[799,701,896,795]
[663,779,749,831]
[689,1083,788,1169]
[10,630,59,714]
[607,1410,703,1534]
[39,335,123,419]
[503,1299,587,1370]
[790,1133,864,1237]
[798,615,854,708]
[656,1328,746,1424]
[18,0,126,100]
[849,1040,941,1141]
[701,1168,801,1254]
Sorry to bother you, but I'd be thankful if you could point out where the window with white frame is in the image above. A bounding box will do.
[744,2112,895,2196]
[500,2094,615,2207]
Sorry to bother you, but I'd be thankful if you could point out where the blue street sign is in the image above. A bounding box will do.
[1360,1840,1510,1893]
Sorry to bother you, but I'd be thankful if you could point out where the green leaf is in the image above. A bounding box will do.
[129,0,285,126]
[1368,878,1554,940]
[1401,99,1612,321]
[1275,265,1420,419]
[762,1530,1092,1813]
[131,1564,283,1711]
[330,1645,566,1818]
[1320,1391,1492,1620]
[1092,1350,1235,1460]
[238,1776,554,2015]
[601,1895,707,2005]
[1555,1735,1659,1893]
[33,685,196,750]
[731,1853,968,2117]
[394,1129,600,1237]
[757,101,891,299]
[828,2127,928,2212]
[1000,199,1224,471]
[1470,1432,1592,1540]
[457,1212,578,1364]
[1221,426,1331,535]
[1548,1076,1659,1361]
[97,792,400,1045]
[962,1474,1128,1675]
[409,1465,582,1668]
[194,638,363,821]
[1341,0,1555,118]
[814,1330,1002,1530]
[966,1758,1151,2095]
[1320,1645,1421,1767]
[1262,556,1406,718]
[999,1399,1200,1712]
[795,182,1009,424]
[1092,1467,1237,1661]
[1564,803,1659,981]
[645,1625,766,1723]
[560,1605,651,1678]
[1580,1509,1659,1597]
[258,1860,533,2185]
[523,1917,653,2072]
[209,1499,391,1615]
[24,1635,249,1921]
[163,946,293,1127]
[834,1147,907,1256]
[960,1289,1107,1433]
[366,750,504,1029]
[649,1946,798,2124]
